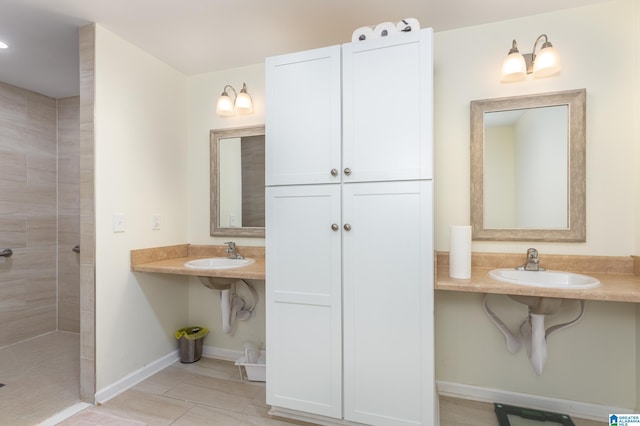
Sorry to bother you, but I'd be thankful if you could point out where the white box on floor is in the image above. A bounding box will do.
[235,352,266,382]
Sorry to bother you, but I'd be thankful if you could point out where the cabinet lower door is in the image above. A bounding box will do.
[342,180,434,426]
[265,184,342,418]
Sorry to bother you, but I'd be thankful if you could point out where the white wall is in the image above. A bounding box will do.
[89,0,640,406]
[94,25,190,391]
[186,65,266,352]
[434,0,639,408]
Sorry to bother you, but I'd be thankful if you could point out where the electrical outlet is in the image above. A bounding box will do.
[113,213,125,233]
[151,214,161,230]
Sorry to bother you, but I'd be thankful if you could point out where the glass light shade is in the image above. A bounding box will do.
[0,41,8,49]
[235,92,253,114]
[216,94,235,117]
[532,46,561,78]
[501,52,527,82]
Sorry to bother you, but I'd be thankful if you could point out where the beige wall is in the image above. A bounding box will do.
[186,65,266,353]
[434,0,639,408]
[94,25,190,391]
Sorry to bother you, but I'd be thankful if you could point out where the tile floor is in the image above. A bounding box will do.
[0,331,79,425]
[58,356,606,426]
[0,332,607,425]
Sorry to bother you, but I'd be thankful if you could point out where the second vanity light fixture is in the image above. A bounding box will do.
[216,83,254,117]
[501,34,561,82]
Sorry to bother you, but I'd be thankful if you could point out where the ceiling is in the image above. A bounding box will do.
[0,0,609,99]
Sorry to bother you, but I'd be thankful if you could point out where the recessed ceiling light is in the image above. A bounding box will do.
[0,41,8,49]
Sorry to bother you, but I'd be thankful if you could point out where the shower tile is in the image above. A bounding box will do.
[0,216,26,248]
[0,147,27,184]
[0,82,27,120]
[27,216,57,247]
[59,304,80,332]
[0,332,79,424]
[2,305,56,345]
[59,183,81,216]
[28,152,57,185]
[59,214,81,246]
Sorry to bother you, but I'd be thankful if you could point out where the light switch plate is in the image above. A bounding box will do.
[151,214,161,230]
[113,213,125,233]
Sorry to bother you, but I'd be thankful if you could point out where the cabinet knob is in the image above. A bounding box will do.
[344,168,352,176]
[330,169,338,177]
[331,223,339,231]
[343,223,352,231]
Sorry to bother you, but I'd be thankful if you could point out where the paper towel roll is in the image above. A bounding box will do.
[396,18,420,33]
[449,225,472,279]
[374,22,398,38]
[352,26,375,42]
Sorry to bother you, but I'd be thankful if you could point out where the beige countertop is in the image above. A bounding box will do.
[130,244,265,281]
[435,252,640,303]
[131,246,640,302]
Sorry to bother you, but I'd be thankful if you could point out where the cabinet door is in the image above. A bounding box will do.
[342,180,434,425]
[266,45,342,186]
[342,29,433,183]
[265,185,342,418]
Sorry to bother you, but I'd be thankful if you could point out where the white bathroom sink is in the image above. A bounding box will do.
[488,268,601,289]
[185,257,254,270]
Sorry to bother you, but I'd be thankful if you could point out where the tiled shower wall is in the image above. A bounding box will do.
[0,81,80,346]
[58,96,80,333]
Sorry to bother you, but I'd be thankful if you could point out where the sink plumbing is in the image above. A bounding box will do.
[483,248,588,374]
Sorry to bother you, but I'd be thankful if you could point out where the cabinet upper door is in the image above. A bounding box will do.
[266,45,342,186]
[342,29,433,183]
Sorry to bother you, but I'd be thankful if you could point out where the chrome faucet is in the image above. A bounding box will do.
[225,241,243,259]
[516,248,545,271]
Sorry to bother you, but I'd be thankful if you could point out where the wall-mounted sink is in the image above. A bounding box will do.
[489,268,601,289]
[185,257,254,270]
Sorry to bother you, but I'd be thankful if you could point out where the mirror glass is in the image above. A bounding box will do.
[470,89,586,242]
[210,125,265,238]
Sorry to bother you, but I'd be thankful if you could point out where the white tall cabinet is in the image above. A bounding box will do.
[266,28,435,426]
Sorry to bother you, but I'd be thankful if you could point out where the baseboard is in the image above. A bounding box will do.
[202,344,243,361]
[93,346,243,404]
[437,380,634,421]
[95,350,179,404]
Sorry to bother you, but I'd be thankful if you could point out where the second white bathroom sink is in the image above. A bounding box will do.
[185,257,255,270]
[489,268,601,289]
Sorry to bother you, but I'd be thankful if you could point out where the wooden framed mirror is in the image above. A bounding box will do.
[210,125,265,238]
[470,89,586,242]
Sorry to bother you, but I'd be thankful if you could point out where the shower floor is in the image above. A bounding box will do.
[0,331,79,425]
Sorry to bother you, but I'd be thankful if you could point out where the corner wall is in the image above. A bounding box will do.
[93,25,190,392]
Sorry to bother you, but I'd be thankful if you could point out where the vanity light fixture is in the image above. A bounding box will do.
[500,34,561,82]
[216,83,254,117]
[0,41,8,49]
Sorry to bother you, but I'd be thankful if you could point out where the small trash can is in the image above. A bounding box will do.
[175,326,209,363]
